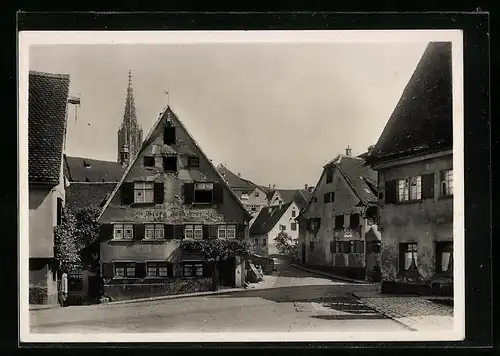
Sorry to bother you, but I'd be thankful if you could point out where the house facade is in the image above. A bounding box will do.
[365,42,453,296]
[98,106,252,301]
[250,201,301,257]
[28,71,71,305]
[296,148,381,281]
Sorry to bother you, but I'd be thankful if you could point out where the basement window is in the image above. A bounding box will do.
[163,156,178,172]
[143,156,155,167]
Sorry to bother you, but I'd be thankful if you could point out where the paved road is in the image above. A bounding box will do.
[29,262,406,334]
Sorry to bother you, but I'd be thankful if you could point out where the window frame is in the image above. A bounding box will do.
[194,225,203,240]
[146,261,169,278]
[182,261,204,278]
[335,215,344,230]
[194,182,215,204]
[279,224,286,231]
[309,240,315,252]
[291,222,297,231]
[113,262,136,278]
[154,224,165,239]
[184,225,194,239]
[326,170,333,184]
[143,156,155,168]
[187,156,200,169]
[397,176,422,202]
[399,242,418,272]
[440,169,453,197]
[163,155,178,173]
[144,224,155,240]
[226,225,236,239]
[113,223,134,240]
[435,241,453,274]
[218,224,227,239]
[134,182,155,204]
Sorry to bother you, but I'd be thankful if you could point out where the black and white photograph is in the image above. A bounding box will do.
[19,29,464,343]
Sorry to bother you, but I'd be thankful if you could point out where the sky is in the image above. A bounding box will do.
[29,41,428,189]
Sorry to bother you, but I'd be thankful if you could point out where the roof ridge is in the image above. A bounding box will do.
[29,70,70,79]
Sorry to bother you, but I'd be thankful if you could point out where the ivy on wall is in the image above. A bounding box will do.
[180,239,251,262]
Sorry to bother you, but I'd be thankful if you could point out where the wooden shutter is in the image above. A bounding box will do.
[210,225,218,239]
[316,218,321,230]
[385,180,397,204]
[135,263,146,278]
[121,183,134,205]
[174,225,185,240]
[154,182,165,204]
[184,183,194,204]
[421,173,435,199]
[101,263,113,278]
[213,183,224,204]
[99,224,113,241]
[134,224,145,241]
[237,224,246,239]
[165,224,174,239]
[203,225,210,240]
[350,214,360,229]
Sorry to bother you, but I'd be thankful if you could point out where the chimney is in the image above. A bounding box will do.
[268,184,271,190]
[345,145,352,156]
[237,173,241,177]
[305,184,308,190]
[272,184,276,190]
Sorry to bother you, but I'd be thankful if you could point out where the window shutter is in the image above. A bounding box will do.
[121,183,134,205]
[237,224,246,239]
[101,263,113,278]
[165,224,174,239]
[213,183,224,204]
[134,224,145,240]
[421,173,435,199]
[184,183,194,204]
[99,224,113,241]
[398,244,405,271]
[154,182,165,204]
[210,225,218,239]
[203,225,210,240]
[317,218,321,230]
[135,263,146,278]
[174,225,184,240]
[385,180,397,204]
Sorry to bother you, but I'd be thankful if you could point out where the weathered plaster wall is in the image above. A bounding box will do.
[266,202,300,256]
[378,154,453,284]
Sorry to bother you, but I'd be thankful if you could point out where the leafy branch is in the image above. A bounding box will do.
[273,231,298,257]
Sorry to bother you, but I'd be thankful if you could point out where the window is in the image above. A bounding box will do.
[145,224,155,239]
[185,225,194,239]
[194,182,214,204]
[262,238,267,246]
[187,156,200,169]
[251,206,257,212]
[227,225,236,239]
[291,223,297,231]
[292,209,296,218]
[313,197,318,203]
[400,243,418,271]
[398,176,421,202]
[338,241,350,253]
[134,182,154,203]
[441,170,453,196]
[325,192,335,203]
[218,225,226,239]
[114,262,135,278]
[254,238,258,246]
[56,198,63,226]
[113,224,133,240]
[255,191,260,197]
[183,262,204,277]
[309,241,315,251]
[143,156,155,167]
[436,241,453,273]
[155,224,164,239]
[164,124,176,145]
[163,156,178,172]
[335,215,344,229]
[351,240,364,253]
[147,262,169,277]
[350,213,360,229]
[330,241,335,253]
[309,218,321,231]
[279,224,286,231]
[326,170,333,184]
[194,225,203,240]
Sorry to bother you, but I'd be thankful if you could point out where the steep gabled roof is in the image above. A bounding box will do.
[216,165,255,191]
[249,202,293,235]
[98,105,252,222]
[65,182,117,211]
[268,188,309,210]
[28,71,70,185]
[64,156,125,182]
[296,189,312,210]
[365,42,453,165]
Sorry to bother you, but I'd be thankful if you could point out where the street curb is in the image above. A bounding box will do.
[105,288,247,305]
[290,264,368,284]
[29,304,60,311]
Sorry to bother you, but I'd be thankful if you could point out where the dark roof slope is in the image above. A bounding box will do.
[217,165,255,190]
[366,42,452,165]
[296,189,312,210]
[65,183,117,211]
[250,202,292,235]
[28,71,70,184]
[64,156,125,182]
[335,155,378,205]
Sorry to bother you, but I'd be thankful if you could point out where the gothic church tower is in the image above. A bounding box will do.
[117,70,143,167]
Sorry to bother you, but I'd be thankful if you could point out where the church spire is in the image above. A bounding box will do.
[118,70,143,167]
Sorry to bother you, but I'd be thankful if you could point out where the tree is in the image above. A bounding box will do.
[180,239,251,291]
[53,206,101,274]
[274,231,298,257]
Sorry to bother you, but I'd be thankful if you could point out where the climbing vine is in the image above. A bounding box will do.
[180,239,252,262]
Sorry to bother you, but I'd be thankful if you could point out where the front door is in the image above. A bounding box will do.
[301,243,306,264]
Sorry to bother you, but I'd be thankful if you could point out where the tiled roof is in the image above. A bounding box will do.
[335,155,378,205]
[216,165,255,190]
[65,182,117,211]
[28,71,70,184]
[268,189,308,209]
[64,156,125,182]
[249,202,293,235]
[365,42,452,165]
[296,189,312,210]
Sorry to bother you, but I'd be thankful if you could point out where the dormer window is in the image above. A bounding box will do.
[164,123,176,145]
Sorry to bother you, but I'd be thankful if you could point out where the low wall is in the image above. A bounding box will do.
[103,278,212,302]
